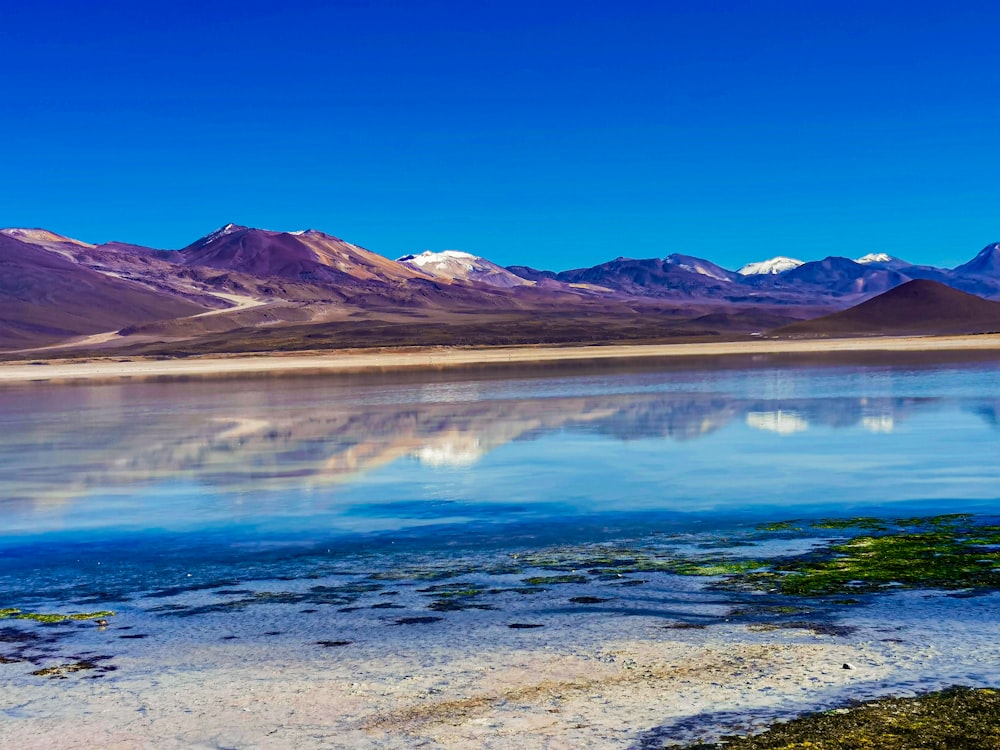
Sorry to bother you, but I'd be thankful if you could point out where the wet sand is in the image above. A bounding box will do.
[8,587,997,750]
[3,333,1000,385]
[0,624,892,750]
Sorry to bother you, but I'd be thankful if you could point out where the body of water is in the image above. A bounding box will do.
[2,357,999,748]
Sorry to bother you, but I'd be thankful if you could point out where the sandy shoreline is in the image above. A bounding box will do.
[3,333,1000,385]
[0,620,898,750]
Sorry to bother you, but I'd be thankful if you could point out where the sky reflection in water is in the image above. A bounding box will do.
[1,360,999,547]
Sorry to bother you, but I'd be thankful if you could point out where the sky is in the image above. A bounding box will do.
[2,0,999,271]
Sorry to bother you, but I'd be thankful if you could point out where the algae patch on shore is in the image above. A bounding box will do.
[0,608,114,624]
[741,514,1000,597]
[680,686,1000,749]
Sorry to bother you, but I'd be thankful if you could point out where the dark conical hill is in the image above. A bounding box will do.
[774,279,1000,337]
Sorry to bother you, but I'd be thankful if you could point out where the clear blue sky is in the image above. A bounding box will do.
[2,0,998,270]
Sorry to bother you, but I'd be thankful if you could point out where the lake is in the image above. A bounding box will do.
[2,356,999,748]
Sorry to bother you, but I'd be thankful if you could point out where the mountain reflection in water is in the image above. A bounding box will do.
[1,364,999,535]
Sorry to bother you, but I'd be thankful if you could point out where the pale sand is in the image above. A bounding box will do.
[0,627,899,750]
[3,334,1000,385]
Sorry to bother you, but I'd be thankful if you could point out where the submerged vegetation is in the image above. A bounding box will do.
[77,513,996,624]
[30,657,117,679]
[682,686,1000,749]
[747,514,1000,597]
[0,608,114,624]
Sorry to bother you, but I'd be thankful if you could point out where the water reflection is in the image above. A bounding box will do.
[1,378,995,513]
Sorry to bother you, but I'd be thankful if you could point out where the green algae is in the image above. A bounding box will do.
[416,583,483,598]
[682,686,1000,749]
[91,514,1000,630]
[0,609,114,624]
[772,529,1000,596]
[416,581,496,611]
[713,515,1000,597]
[486,586,546,596]
[671,560,766,577]
[756,521,801,532]
[810,517,890,531]
[521,574,588,585]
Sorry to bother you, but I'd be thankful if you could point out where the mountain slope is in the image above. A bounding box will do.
[774,279,1000,337]
[954,242,1000,276]
[551,256,736,298]
[737,256,803,275]
[397,250,532,288]
[0,233,209,348]
[181,225,426,285]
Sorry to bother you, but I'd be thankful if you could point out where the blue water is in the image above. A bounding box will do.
[2,359,1000,601]
[3,359,1000,747]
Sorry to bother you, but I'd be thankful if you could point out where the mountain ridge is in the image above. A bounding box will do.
[4,223,1000,353]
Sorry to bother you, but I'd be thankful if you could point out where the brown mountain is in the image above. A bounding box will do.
[13,222,1000,355]
[774,279,1000,337]
[180,225,430,286]
[0,233,209,348]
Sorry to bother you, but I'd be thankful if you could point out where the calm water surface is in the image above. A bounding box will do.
[2,359,1000,746]
[2,359,1000,586]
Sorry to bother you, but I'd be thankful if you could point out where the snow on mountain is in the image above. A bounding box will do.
[397,250,533,288]
[737,256,804,276]
[663,254,736,282]
[200,223,247,244]
[855,253,893,264]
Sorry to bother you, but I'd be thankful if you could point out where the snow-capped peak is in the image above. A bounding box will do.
[737,256,804,276]
[203,223,245,243]
[396,250,533,288]
[397,250,477,268]
[855,253,893,264]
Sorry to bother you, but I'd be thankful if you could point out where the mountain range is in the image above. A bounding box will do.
[2,224,999,353]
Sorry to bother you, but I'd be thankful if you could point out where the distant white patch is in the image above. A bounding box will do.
[855,253,893,264]
[398,250,477,268]
[737,257,804,276]
[861,415,895,433]
[396,250,532,287]
[415,437,483,467]
[745,410,809,434]
[203,223,243,244]
[677,262,731,282]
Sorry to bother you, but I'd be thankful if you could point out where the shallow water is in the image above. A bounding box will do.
[2,358,1000,747]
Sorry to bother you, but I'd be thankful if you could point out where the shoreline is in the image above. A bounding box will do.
[2,333,1000,385]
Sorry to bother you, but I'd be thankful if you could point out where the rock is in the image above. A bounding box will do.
[842,662,855,670]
